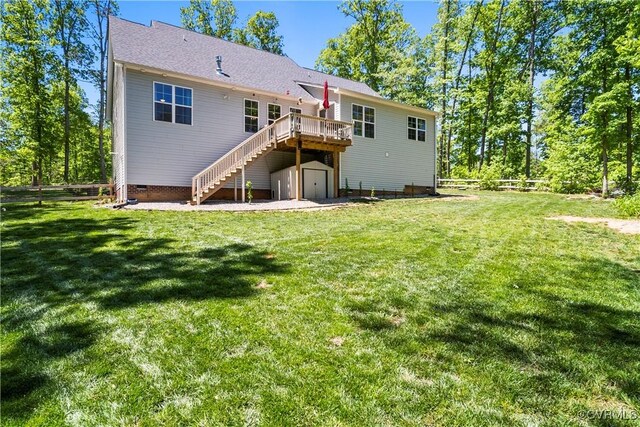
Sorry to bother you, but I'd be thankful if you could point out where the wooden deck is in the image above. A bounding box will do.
[273,113,352,152]
[192,113,352,204]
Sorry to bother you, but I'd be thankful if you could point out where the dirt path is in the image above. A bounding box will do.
[548,216,640,235]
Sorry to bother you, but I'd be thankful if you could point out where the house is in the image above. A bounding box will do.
[107,17,438,204]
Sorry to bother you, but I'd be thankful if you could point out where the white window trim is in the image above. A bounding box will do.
[352,103,375,139]
[152,81,194,126]
[267,103,282,125]
[244,98,259,133]
[407,115,426,142]
[289,106,302,114]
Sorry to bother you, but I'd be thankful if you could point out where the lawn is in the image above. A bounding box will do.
[1,191,639,426]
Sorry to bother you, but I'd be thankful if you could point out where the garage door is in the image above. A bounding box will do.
[303,169,328,199]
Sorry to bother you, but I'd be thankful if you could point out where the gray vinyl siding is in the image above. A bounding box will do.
[125,69,315,189]
[337,94,436,191]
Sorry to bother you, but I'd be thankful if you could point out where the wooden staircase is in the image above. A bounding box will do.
[192,113,353,205]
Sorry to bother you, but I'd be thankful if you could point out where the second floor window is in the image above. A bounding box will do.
[408,116,426,142]
[268,103,281,125]
[154,82,192,125]
[352,104,375,138]
[245,99,259,132]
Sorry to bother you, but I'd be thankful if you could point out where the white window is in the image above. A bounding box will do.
[268,103,281,125]
[408,116,426,142]
[289,107,302,114]
[153,82,192,125]
[244,99,259,132]
[352,104,375,138]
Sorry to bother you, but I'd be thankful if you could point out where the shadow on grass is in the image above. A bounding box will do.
[348,257,640,415]
[1,210,288,420]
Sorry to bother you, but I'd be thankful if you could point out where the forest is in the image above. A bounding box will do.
[1,0,638,197]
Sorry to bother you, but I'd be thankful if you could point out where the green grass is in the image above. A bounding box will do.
[2,191,639,426]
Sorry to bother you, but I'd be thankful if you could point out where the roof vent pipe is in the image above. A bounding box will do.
[216,55,223,75]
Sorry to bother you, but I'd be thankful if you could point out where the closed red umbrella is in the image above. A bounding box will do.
[323,80,330,110]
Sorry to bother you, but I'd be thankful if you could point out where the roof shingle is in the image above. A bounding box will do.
[109,17,380,101]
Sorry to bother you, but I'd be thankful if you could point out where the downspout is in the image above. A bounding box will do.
[433,114,439,195]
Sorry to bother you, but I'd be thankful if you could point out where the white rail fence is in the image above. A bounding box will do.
[438,178,549,191]
[1,183,114,203]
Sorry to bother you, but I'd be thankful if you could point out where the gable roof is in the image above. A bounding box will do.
[108,17,380,102]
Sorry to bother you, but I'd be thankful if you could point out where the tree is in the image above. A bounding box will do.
[432,0,463,176]
[377,35,435,108]
[613,0,640,191]
[316,0,416,94]
[88,0,118,183]
[1,0,56,186]
[539,0,637,196]
[477,0,506,171]
[443,0,482,175]
[51,0,91,183]
[180,0,236,41]
[233,11,284,54]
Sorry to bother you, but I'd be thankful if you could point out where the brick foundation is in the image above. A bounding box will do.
[126,185,272,202]
[340,185,435,198]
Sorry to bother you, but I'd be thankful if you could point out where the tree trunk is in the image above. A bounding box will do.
[98,19,107,182]
[64,60,70,183]
[439,0,451,178]
[625,65,633,188]
[525,0,537,178]
[479,89,492,170]
[32,53,44,186]
[601,66,609,197]
[467,49,474,173]
[467,107,473,172]
[445,0,483,168]
[478,0,505,171]
[502,136,508,165]
[602,131,608,197]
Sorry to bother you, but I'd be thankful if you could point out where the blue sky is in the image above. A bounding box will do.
[81,0,440,107]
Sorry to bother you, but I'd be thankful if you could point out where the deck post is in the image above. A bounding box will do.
[234,176,238,201]
[333,150,340,198]
[296,142,301,201]
[241,163,246,203]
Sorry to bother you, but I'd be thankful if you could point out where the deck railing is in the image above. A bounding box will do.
[291,113,352,141]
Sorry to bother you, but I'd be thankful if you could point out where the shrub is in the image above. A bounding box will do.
[370,187,375,198]
[450,165,479,180]
[613,193,640,218]
[246,180,253,203]
[517,174,528,192]
[478,164,501,191]
[618,179,638,196]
